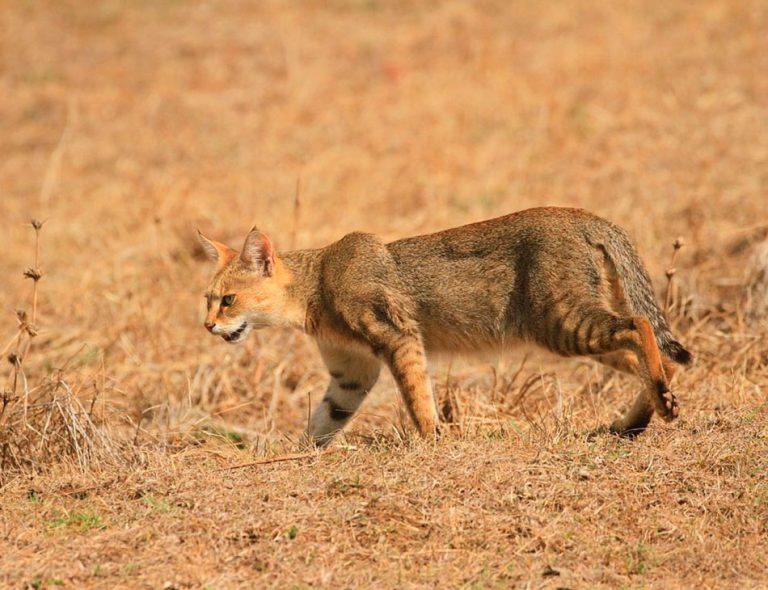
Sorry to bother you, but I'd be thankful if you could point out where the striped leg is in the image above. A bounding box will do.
[537,301,678,424]
[570,308,680,439]
[596,351,654,437]
[564,311,677,421]
[597,351,680,437]
[385,335,439,438]
[308,345,380,447]
[620,315,678,422]
[356,310,439,439]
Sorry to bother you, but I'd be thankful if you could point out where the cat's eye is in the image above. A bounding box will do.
[221,294,235,307]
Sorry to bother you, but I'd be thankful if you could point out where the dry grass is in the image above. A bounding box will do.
[1,0,767,588]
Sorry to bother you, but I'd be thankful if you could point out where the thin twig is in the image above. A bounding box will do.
[57,477,123,497]
[217,447,338,471]
[664,237,685,316]
[289,174,302,250]
[31,221,42,324]
[40,98,76,211]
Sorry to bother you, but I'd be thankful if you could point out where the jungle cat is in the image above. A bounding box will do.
[198,207,692,446]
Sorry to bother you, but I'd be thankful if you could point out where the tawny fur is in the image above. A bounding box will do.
[199,207,692,446]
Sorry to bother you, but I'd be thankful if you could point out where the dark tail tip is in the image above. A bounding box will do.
[668,340,693,366]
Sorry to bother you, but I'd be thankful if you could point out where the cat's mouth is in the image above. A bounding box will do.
[223,321,248,343]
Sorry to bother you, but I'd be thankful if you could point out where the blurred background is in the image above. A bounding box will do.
[1,0,766,446]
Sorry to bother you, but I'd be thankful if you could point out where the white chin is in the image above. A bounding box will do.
[222,322,250,344]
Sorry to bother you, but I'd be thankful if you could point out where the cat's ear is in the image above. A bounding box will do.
[197,229,236,270]
[240,226,275,277]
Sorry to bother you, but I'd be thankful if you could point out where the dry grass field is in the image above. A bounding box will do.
[1,0,767,588]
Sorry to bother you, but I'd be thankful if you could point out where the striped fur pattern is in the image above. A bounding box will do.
[199,207,692,446]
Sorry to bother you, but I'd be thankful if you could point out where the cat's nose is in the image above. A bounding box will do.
[204,321,216,333]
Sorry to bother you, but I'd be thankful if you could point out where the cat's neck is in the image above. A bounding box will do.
[279,248,324,331]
